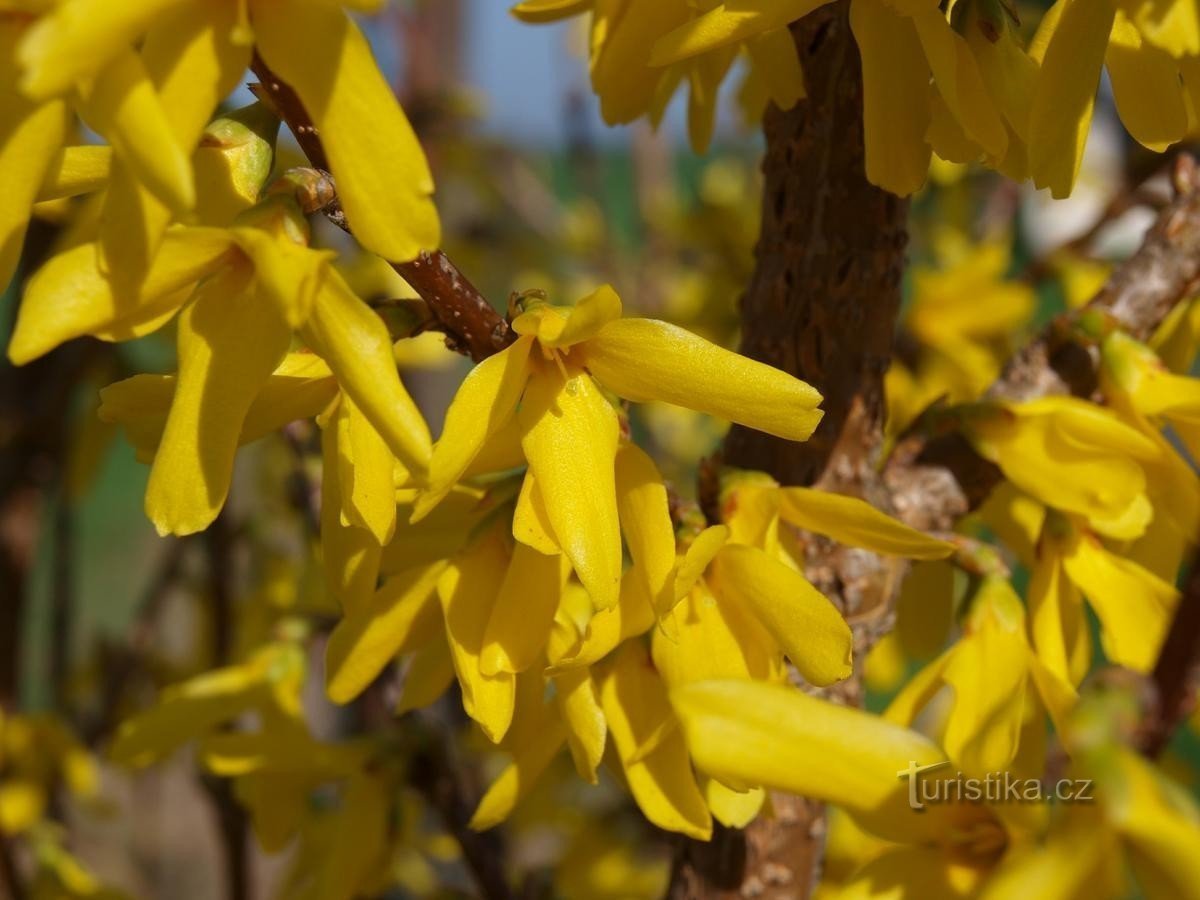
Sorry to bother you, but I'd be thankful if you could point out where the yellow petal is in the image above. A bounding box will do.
[1028,546,1090,685]
[480,545,571,675]
[36,145,111,201]
[325,562,446,704]
[97,1,249,286]
[301,270,432,478]
[548,569,657,672]
[334,395,398,545]
[895,560,955,661]
[652,580,779,686]
[437,528,517,742]
[588,0,689,125]
[17,0,187,98]
[9,227,233,364]
[1062,533,1177,672]
[320,419,383,618]
[702,776,765,829]
[1,13,66,286]
[849,0,932,196]
[0,91,65,290]
[396,636,456,714]
[910,6,1007,157]
[231,224,336,328]
[414,335,533,522]
[712,544,852,686]
[110,646,293,767]
[511,284,622,349]
[650,1,825,66]
[145,260,289,536]
[941,612,1029,776]
[1106,12,1188,152]
[77,48,194,213]
[519,364,622,610]
[777,487,955,559]
[513,471,561,555]
[581,318,823,441]
[1028,0,1117,197]
[601,642,712,840]
[674,525,729,605]
[615,443,677,615]
[744,29,806,110]
[670,679,950,843]
[510,0,592,24]
[555,666,607,783]
[469,717,568,831]
[253,0,439,260]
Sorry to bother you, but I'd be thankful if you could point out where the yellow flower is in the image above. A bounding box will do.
[650,0,1010,195]
[962,395,1160,526]
[885,577,1077,777]
[109,641,307,769]
[14,0,437,273]
[1029,0,1198,197]
[671,677,1011,885]
[24,180,431,535]
[417,284,822,610]
[511,0,805,153]
[981,683,1200,900]
[1029,509,1178,680]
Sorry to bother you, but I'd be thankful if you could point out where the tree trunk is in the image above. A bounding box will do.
[671,4,909,897]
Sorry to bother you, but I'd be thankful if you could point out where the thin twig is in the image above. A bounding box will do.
[248,53,514,362]
[49,494,73,713]
[83,539,189,747]
[0,830,25,900]
[202,513,250,900]
[1141,557,1200,757]
[407,714,513,900]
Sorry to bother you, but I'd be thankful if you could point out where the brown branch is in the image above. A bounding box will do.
[885,153,1200,533]
[201,512,250,900]
[0,830,25,900]
[408,721,514,900]
[248,53,514,362]
[672,6,907,897]
[83,539,188,747]
[1141,556,1200,757]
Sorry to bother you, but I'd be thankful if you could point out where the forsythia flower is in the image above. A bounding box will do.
[19,174,431,536]
[671,679,1013,892]
[1030,0,1200,197]
[510,0,806,152]
[981,682,1200,900]
[887,236,1034,439]
[885,576,1076,777]
[13,0,437,274]
[960,395,1161,526]
[648,0,1011,195]
[417,284,823,610]
[466,474,952,837]
[1028,509,1178,680]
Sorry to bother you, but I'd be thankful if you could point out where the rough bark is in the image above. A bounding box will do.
[670,5,909,897]
[722,5,907,490]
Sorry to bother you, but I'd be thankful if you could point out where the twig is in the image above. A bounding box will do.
[1141,557,1200,757]
[202,513,250,900]
[247,53,514,362]
[407,714,513,900]
[83,539,188,747]
[0,830,25,900]
[49,494,73,712]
